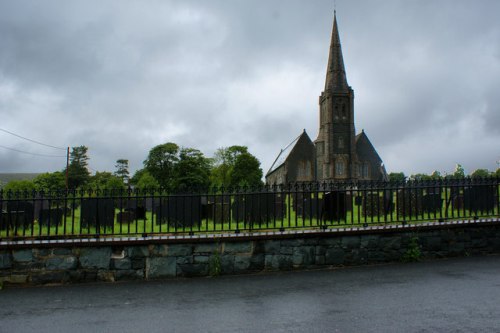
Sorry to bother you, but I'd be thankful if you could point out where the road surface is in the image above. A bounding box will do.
[1,255,500,332]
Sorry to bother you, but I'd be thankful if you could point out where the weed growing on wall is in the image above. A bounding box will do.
[402,235,421,262]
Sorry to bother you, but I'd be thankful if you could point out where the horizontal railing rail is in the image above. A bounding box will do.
[1,177,499,241]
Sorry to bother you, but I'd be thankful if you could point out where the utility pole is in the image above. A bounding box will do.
[65,147,70,190]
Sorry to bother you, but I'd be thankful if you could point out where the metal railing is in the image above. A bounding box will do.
[1,177,499,241]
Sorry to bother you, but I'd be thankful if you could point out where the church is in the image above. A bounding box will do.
[266,13,387,184]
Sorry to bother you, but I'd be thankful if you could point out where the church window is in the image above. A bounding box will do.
[361,163,369,178]
[335,160,344,176]
[341,104,347,120]
[338,136,344,149]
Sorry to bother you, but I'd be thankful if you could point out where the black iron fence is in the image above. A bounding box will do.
[1,178,499,241]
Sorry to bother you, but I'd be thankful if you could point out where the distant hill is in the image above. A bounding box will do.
[0,173,41,187]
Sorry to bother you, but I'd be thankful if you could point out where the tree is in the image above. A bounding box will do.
[135,170,160,189]
[2,180,36,194]
[33,172,66,191]
[88,171,126,190]
[143,142,179,190]
[388,172,405,182]
[66,146,90,189]
[453,164,465,178]
[496,168,500,178]
[210,145,249,186]
[114,159,130,184]
[229,152,263,187]
[172,148,212,192]
[471,169,491,178]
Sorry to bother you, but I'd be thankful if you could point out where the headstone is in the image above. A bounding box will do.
[119,199,147,220]
[80,198,115,228]
[396,189,423,217]
[155,195,202,228]
[38,208,64,226]
[464,185,496,212]
[422,194,442,214]
[231,193,286,225]
[323,191,347,221]
[3,201,35,230]
[116,211,136,224]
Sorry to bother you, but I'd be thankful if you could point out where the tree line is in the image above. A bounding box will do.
[1,143,264,192]
[388,164,500,182]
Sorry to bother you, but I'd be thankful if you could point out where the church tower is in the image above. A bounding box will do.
[315,12,357,181]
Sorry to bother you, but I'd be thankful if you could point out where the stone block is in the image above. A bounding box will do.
[151,245,168,256]
[220,255,234,274]
[176,257,192,265]
[113,258,132,270]
[423,237,442,251]
[127,246,149,258]
[177,263,208,277]
[167,244,192,257]
[264,241,281,254]
[319,237,341,247]
[148,257,177,278]
[234,255,252,273]
[293,246,315,266]
[34,248,51,257]
[53,248,72,256]
[46,256,78,270]
[280,247,293,255]
[315,255,325,265]
[194,255,210,264]
[131,258,146,270]
[224,241,253,254]
[249,253,265,271]
[315,245,326,256]
[80,247,112,269]
[194,243,218,253]
[342,236,360,249]
[325,248,345,265]
[281,239,304,247]
[12,249,33,263]
[0,253,12,269]
[265,254,292,271]
[360,235,380,249]
[381,236,402,250]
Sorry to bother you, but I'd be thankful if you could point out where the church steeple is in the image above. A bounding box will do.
[324,12,349,92]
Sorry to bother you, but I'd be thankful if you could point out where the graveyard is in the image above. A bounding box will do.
[1,178,498,241]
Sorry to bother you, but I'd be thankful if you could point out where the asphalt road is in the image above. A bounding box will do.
[1,256,500,333]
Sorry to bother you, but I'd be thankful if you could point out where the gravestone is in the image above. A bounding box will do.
[38,208,64,226]
[3,201,35,230]
[422,194,442,214]
[155,195,202,228]
[396,189,423,217]
[80,198,115,228]
[207,195,231,223]
[116,211,135,224]
[231,193,286,225]
[119,199,146,220]
[322,191,347,221]
[464,185,496,212]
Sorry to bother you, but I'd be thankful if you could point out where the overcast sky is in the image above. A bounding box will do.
[1,0,499,177]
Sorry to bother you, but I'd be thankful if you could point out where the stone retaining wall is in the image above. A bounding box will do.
[1,222,500,287]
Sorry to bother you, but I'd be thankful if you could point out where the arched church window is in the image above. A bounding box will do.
[338,136,344,149]
[335,160,344,176]
[341,104,347,120]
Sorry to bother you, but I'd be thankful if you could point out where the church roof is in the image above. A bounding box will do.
[267,130,311,176]
[355,130,382,163]
[324,12,350,93]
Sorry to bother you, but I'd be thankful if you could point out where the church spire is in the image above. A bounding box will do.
[324,12,349,92]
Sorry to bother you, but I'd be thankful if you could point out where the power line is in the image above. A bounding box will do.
[0,127,66,150]
[0,144,66,158]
